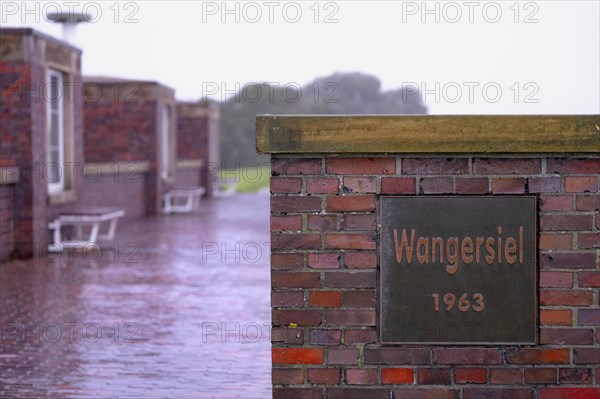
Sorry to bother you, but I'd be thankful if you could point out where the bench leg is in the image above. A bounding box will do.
[184,195,194,212]
[162,194,172,214]
[89,222,100,244]
[98,218,120,241]
[48,222,64,252]
[163,192,202,214]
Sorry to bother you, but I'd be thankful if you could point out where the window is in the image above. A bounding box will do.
[47,69,64,193]
[161,104,171,180]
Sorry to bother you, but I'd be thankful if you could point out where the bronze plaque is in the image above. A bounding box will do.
[380,196,537,344]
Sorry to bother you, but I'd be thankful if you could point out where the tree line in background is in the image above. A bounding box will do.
[216,72,428,169]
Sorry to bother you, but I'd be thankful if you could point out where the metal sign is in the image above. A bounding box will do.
[380,196,537,344]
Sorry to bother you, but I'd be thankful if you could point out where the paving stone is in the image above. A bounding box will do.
[0,195,272,398]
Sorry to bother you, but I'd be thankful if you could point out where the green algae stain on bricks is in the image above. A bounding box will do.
[379,196,537,344]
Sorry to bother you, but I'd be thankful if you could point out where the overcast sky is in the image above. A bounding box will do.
[3,0,599,114]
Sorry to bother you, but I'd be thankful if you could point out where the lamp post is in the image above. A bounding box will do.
[46,11,91,44]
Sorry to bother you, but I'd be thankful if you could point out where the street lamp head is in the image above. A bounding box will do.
[46,11,91,43]
[46,11,91,24]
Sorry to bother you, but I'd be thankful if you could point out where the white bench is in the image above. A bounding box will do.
[48,207,125,252]
[162,187,205,214]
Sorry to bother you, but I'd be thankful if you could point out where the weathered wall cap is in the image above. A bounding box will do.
[256,115,600,154]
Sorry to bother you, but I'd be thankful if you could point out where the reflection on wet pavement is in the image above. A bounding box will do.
[1,194,272,399]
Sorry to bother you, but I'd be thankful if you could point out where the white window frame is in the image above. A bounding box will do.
[161,104,170,180]
[47,69,65,194]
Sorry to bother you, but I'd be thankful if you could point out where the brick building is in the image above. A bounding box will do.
[0,28,220,261]
[82,77,177,217]
[0,28,84,259]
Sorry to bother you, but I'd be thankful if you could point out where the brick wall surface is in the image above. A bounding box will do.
[176,101,219,196]
[1,59,48,257]
[84,99,157,163]
[270,156,600,399]
[77,171,146,221]
[174,167,201,188]
[176,112,207,192]
[0,184,15,262]
[0,61,33,165]
[83,84,165,216]
[2,30,84,258]
[176,111,208,161]
[0,60,32,257]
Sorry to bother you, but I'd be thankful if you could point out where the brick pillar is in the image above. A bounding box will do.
[1,29,85,257]
[83,80,176,216]
[176,100,220,196]
[0,164,18,262]
[258,115,600,399]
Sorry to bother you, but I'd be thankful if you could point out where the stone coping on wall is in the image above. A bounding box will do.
[256,115,600,154]
[0,28,82,74]
[82,161,151,176]
[47,189,77,205]
[176,159,204,169]
[177,101,220,119]
[83,77,176,102]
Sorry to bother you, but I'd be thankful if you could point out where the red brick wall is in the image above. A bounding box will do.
[83,81,173,216]
[176,101,220,196]
[270,156,600,399]
[84,99,157,163]
[177,110,208,161]
[77,171,146,221]
[2,29,84,258]
[176,110,206,191]
[1,59,49,257]
[0,61,34,164]
[0,183,16,262]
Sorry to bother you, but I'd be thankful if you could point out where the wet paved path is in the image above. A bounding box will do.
[1,194,272,399]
